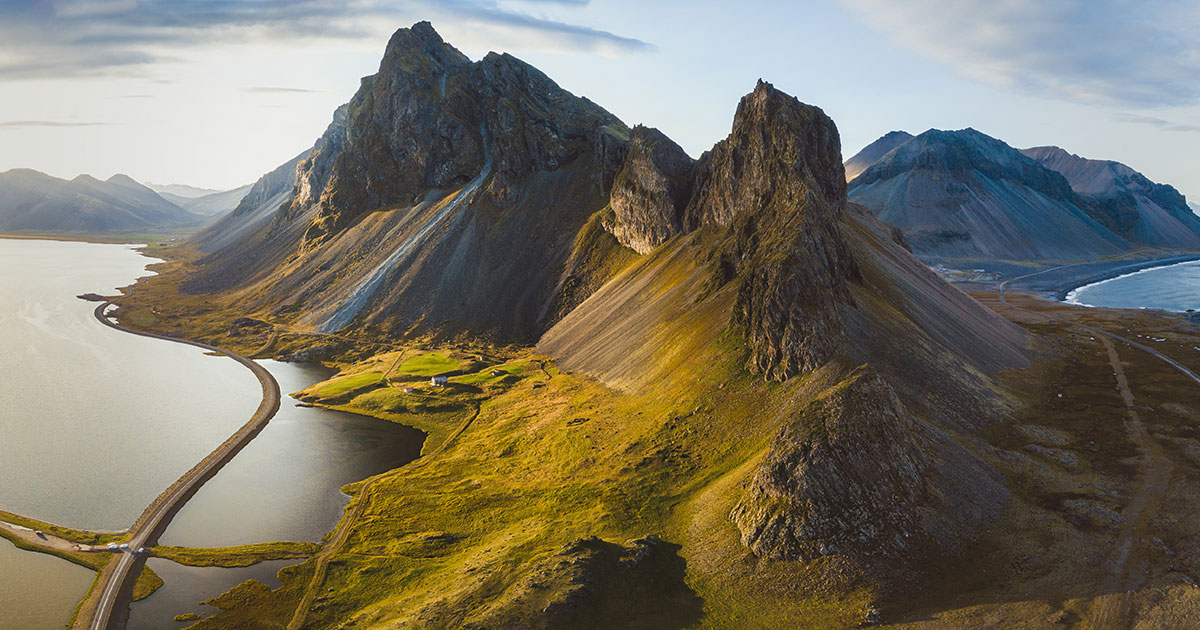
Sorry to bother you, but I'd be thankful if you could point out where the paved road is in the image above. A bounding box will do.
[84,302,281,630]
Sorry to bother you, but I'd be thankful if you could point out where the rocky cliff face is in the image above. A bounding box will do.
[187,22,632,342]
[687,81,859,380]
[1022,145,1200,248]
[295,22,625,248]
[730,365,1006,572]
[607,125,694,254]
[731,367,931,562]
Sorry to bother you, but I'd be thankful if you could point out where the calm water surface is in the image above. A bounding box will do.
[0,239,262,529]
[0,238,424,629]
[127,558,297,629]
[0,538,93,630]
[1066,260,1200,311]
[158,359,425,547]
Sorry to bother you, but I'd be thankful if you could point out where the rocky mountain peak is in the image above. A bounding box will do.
[687,80,847,229]
[293,21,627,248]
[686,81,859,380]
[608,125,695,254]
[378,20,470,79]
[844,130,913,182]
[855,129,1076,204]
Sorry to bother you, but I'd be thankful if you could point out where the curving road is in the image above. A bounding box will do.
[83,302,281,630]
[999,269,1200,386]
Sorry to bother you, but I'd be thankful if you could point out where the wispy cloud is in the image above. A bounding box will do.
[0,0,651,80]
[0,120,111,128]
[840,0,1200,107]
[1114,113,1200,133]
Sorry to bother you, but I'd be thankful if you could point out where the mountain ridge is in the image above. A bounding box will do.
[0,168,202,235]
[845,129,1200,259]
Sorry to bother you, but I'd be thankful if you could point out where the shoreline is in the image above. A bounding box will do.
[1064,258,1200,308]
[990,254,1200,303]
[80,301,282,630]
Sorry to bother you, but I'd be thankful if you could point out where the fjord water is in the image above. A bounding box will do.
[0,239,262,529]
[128,557,297,630]
[0,238,424,629]
[0,539,94,630]
[126,361,423,627]
[157,359,425,547]
[1067,260,1200,311]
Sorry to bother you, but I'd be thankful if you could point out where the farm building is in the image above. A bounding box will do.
[430,376,449,387]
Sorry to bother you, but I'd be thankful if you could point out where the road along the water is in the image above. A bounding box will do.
[82,302,281,630]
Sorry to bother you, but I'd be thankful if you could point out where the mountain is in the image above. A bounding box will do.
[146,182,223,198]
[844,130,912,182]
[1191,201,1200,215]
[1021,145,1200,248]
[164,19,1031,610]
[185,21,632,342]
[0,169,202,235]
[847,129,1131,259]
[155,184,253,218]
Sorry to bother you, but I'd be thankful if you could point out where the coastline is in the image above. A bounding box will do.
[1064,258,1200,307]
[80,302,281,630]
[996,254,1200,302]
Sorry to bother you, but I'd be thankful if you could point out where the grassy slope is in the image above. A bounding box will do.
[178,228,878,628]
[109,208,1200,628]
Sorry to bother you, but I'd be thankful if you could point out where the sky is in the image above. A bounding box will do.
[0,0,1197,201]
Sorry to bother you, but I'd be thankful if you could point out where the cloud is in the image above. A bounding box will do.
[1114,113,1200,133]
[0,0,650,80]
[430,0,653,56]
[840,0,1200,107]
[0,120,111,129]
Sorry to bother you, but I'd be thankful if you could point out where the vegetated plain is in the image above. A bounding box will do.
[91,232,1200,629]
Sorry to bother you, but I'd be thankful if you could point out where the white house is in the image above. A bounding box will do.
[430,376,449,387]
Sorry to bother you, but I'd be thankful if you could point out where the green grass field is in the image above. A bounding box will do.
[393,353,461,376]
[313,372,384,398]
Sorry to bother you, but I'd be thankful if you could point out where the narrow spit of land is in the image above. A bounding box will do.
[78,302,281,630]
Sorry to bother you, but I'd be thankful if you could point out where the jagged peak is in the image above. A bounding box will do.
[684,82,858,380]
[379,21,471,78]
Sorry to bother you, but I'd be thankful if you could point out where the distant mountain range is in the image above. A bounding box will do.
[845,129,1200,260]
[148,182,253,217]
[0,170,249,236]
[0,170,203,235]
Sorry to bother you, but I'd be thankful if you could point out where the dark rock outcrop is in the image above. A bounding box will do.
[608,125,695,254]
[688,81,859,380]
[730,366,1006,571]
[467,535,702,630]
